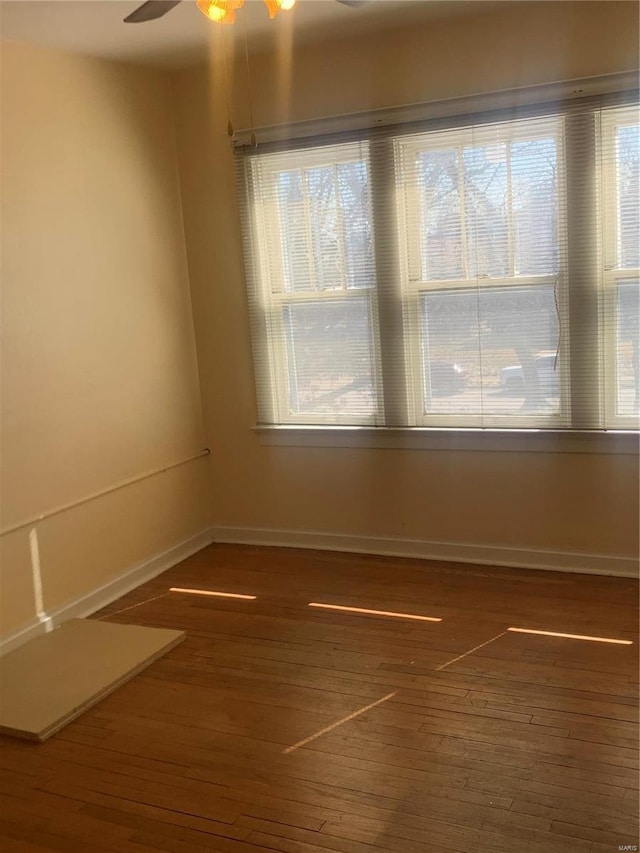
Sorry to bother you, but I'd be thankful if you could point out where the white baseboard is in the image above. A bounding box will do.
[0,528,214,657]
[212,526,639,579]
[3,524,633,657]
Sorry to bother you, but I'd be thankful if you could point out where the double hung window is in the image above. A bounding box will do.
[246,144,381,424]
[601,106,640,428]
[396,116,566,428]
[238,92,639,433]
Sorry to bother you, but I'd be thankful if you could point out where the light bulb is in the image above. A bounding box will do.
[264,0,296,19]
[196,0,243,24]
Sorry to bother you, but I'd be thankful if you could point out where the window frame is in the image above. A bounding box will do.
[395,117,571,429]
[249,143,385,426]
[600,106,640,430]
[239,84,640,438]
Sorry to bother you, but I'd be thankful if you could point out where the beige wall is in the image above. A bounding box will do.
[173,1,639,560]
[0,41,211,640]
[1,3,637,647]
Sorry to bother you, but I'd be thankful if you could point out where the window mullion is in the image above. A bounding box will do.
[564,111,603,429]
[369,138,411,427]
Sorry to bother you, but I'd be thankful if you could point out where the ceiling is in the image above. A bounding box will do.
[0,0,505,69]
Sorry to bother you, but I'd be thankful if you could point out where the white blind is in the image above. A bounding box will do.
[241,141,383,425]
[237,93,639,431]
[600,105,640,429]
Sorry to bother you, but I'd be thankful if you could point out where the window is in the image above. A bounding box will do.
[239,96,640,432]
[602,107,640,428]
[397,117,567,428]
[246,143,383,425]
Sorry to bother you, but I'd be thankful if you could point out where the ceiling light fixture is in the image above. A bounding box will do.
[195,0,296,24]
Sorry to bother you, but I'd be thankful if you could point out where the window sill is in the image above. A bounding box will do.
[255,426,639,454]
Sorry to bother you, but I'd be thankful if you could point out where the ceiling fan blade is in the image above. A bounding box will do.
[124,0,182,23]
[335,0,369,6]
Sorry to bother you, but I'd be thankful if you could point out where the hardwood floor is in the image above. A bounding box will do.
[1,544,638,853]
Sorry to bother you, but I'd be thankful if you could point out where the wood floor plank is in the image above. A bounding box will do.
[1,543,637,852]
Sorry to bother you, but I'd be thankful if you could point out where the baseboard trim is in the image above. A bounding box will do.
[4,525,633,656]
[212,526,639,579]
[0,528,214,657]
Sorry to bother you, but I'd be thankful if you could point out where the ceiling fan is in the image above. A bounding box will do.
[124,0,366,25]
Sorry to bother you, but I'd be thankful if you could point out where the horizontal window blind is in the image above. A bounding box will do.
[237,90,639,431]
[241,142,383,425]
[600,105,640,429]
[395,115,567,428]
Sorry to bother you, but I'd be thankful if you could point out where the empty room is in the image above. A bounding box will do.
[0,1,638,851]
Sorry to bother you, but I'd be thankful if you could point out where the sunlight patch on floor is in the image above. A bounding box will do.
[169,588,257,600]
[508,627,632,645]
[308,602,441,622]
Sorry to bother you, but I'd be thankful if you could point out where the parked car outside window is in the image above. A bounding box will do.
[499,352,559,392]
